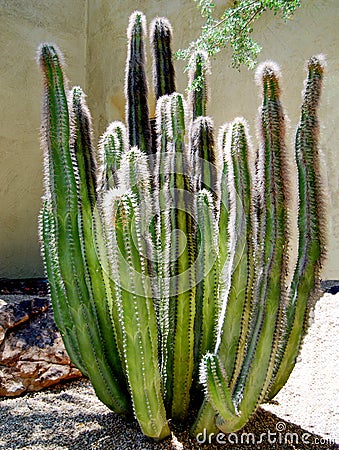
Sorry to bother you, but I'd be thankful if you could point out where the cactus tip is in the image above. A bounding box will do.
[150,16,173,38]
[307,54,327,72]
[255,60,282,89]
[189,49,209,66]
[188,50,210,80]
[71,85,85,99]
[127,10,147,39]
[37,42,65,70]
[231,116,250,130]
[102,187,129,224]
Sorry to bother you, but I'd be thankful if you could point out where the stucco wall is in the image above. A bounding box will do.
[0,0,87,277]
[0,0,338,279]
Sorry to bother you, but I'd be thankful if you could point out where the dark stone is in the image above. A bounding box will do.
[0,294,82,396]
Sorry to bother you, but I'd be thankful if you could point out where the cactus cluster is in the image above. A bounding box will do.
[38,11,326,441]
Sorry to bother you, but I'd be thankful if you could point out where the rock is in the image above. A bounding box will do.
[0,295,82,396]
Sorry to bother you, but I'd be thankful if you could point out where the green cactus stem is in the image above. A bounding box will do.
[38,43,130,415]
[70,86,128,393]
[194,190,220,370]
[126,11,152,154]
[217,61,292,433]
[267,55,327,400]
[188,51,209,120]
[217,124,230,275]
[190,116,221,208]
[103,189,170,440]
[97,121,128,191]
[40,201,87,375]
[155,94,172,193]
[153,95,172,392]
[163,93,197,421]
[150,17,176,99]
[200,353,238,421]
[216,118,254,385]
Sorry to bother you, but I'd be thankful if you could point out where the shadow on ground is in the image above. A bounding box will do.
[0,378,337,450]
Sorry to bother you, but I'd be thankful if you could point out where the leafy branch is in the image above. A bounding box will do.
[176,0,302,71]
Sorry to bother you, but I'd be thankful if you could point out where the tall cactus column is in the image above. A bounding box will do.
[126,12,152,155]
[150,17,176,99]
[103,189,170,440]
[216,62,292,432]
[161,93,197,421]
[38,44,130,415]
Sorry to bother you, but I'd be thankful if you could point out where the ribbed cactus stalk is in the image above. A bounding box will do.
[126,11,152,155]
[103,189,170,440]
[188,51,209,120]
[266,55,327,400]
[161,93,197,421]
[194,190,220,368]
[38,10,326,442]
[215,64,291,433]
[216,118,254,383]
[150,17,176,99]
[97,121,128,190]
[190,116,221,207]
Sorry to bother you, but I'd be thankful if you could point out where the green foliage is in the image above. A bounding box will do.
[38,11,325,442]
[177,0,302,72]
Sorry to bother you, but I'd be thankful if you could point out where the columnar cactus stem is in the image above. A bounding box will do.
[150,17,176,99]
[97,121,128,191]
[70,86,128,392]
[103,190,170,440]
[164,93,197,420]
[153,96,173,390]
[200,353,237,421]
[155,95,172,194]
[190,116,221,207]
[217,62,292,433]
[119,146,157,289]
[188,51,209,120]
[40,201,87,375]
[38,44,130,414]
[126,11,152,154]
[216,118,254,384]
[267,55,327,400]
[194,190,220,368]
[70,87,98,207]
[217,124,230,274]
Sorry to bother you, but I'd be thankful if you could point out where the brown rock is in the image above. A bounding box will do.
[0,295,82,396]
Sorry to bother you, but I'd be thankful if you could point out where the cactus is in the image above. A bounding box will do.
[188,50,209,120]
[125,11,152,155]
[38,10,326,442]
[150,17,176,99]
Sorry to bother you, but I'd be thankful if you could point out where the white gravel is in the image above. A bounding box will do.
[263,292,339,442]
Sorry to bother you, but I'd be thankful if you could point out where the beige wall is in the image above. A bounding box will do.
[0,0,87,277]
[0,0,338,279]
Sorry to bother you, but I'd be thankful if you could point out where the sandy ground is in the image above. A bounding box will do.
[0,293,338,449]
[263,293,338,441]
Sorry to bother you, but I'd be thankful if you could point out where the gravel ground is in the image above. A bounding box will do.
[0,293,338,450]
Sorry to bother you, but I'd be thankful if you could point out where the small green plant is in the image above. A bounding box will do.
[38,10,326,441]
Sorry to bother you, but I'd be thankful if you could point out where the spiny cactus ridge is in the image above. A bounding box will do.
[38,11,326,441]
